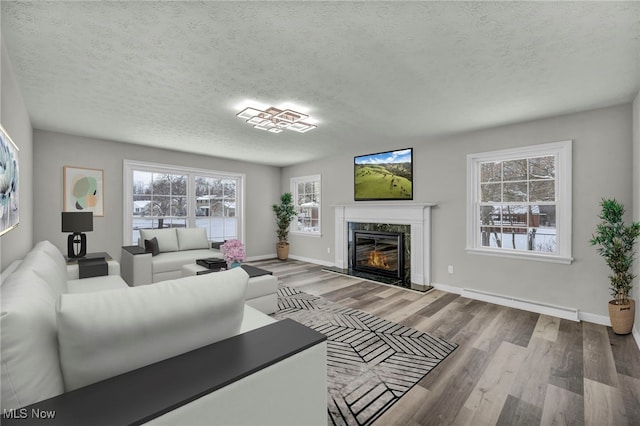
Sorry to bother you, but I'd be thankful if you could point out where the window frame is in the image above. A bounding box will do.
[466,140,573,264]
[123,160,245,246]
[290,174,322,237]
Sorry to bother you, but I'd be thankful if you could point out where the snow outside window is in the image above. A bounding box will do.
[124,160,244,246]
[291,175,321,236]
[467,141,573,264]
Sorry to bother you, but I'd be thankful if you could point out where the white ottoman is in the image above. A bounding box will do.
[181,263,278,315]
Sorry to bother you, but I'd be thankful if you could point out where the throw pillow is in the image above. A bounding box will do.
[139,229,179,253]
[144,237,160,256]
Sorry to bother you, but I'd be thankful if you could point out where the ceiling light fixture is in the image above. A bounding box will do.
[236,106,317,133]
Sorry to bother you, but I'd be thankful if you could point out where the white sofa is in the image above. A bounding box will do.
[1,241,327,425]
[121,228,279,314]
[121,227,223,285]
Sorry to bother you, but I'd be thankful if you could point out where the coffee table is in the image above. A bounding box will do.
[181,263,278,315]
[181,263,272,278]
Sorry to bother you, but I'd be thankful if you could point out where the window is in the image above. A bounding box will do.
[291,175,321,236]
[467,141,572,264]
[124,160,244,245]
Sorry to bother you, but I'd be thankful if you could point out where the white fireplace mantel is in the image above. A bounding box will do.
[333,202,436,291]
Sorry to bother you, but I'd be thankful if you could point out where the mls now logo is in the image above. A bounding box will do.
[3,408,56,419]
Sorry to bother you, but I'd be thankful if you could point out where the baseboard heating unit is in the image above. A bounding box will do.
[460,288,579,322]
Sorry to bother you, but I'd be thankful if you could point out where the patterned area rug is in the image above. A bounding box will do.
[274,286,458,426]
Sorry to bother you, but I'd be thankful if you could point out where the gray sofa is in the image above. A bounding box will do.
[1,241,327,425]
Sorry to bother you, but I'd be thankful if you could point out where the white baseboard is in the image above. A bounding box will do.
[246,254,277,262]
[433,282,624,325]
[433,282,622,326]
[578,311,610,327]
[634,326,640,351]
[246,254,334,267]
[432,282,463,295]
[461,288,580,322]
[288,254,334,267]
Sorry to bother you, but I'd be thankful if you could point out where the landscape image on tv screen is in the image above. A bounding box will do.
[354,148,413,201]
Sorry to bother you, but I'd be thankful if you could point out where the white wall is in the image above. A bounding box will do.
[32,130,281,263]
[282,104,634,320]
[0,39,33,271]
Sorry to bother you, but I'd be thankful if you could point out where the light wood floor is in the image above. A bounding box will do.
[249,258,640,426]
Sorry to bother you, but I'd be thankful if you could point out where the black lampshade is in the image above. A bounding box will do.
[62,212,93,233]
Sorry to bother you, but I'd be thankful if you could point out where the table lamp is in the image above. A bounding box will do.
[61,212,93,258]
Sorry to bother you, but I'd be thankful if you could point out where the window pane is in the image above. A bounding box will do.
[503,159,527,181]
[529,156,555,180]
[501,227,529,250]
[530,204,557,252]
[501,205,528,227]
[529,180,555,202]
[133,196,152,215]
[171,196,188,216]
[480,227,502,248]
[152,174,172,196]
[133,171,152,195]
[224,198,236,217]
[481,162,501,183]
[195,177,212,197]
[538,205,556,227]
[481,183,501,202]
[504,182,528,202]
[480,206,499,226]
[171,175,187,196]
[222,180,236,198]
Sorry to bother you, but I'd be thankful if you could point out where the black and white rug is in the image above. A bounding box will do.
[274,286,458,426]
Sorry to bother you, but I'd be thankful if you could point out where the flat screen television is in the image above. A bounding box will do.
[354,148,413,201]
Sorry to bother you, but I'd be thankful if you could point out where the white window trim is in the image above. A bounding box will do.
[466,140,573,264]
[290,174,322,237]
[123,160,246,246]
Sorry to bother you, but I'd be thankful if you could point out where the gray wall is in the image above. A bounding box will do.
[633,91,640,335]
[33,130,281,263]
[0,39,33,271]
[282,104,634,319]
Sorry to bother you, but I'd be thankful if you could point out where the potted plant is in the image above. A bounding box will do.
[590,198,640,334]
[272,192,297,260]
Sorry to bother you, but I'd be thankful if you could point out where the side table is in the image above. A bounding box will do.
[66,252,119,280]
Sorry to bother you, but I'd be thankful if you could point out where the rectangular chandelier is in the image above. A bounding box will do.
[236,106,317,133]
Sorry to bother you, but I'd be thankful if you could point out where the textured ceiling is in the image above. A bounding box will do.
[1,1,639,167]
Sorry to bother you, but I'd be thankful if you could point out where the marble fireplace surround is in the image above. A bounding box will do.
[333,203,436,291]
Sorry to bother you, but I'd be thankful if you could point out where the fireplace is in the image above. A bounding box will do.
[332,203,435,291]
[352,230,404,280]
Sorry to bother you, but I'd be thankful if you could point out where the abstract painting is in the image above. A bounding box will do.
[0,125,19,236]
[64,166,104,217]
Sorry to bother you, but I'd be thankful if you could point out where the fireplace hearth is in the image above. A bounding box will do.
[352,230,404,280]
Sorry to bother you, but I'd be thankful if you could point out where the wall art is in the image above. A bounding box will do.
[64,166,104,217]
[0,125,19,236]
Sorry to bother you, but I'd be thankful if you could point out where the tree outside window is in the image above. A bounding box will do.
[291,175,321,236]
[467,141,572,264]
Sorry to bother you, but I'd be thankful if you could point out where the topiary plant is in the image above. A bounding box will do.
[272,192,297,244]
[590,198,640,305]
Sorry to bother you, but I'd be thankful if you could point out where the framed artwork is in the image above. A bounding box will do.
[64,166,104,217]
[0,125,19,236]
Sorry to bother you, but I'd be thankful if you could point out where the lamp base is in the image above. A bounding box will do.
[67,233,87,258]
